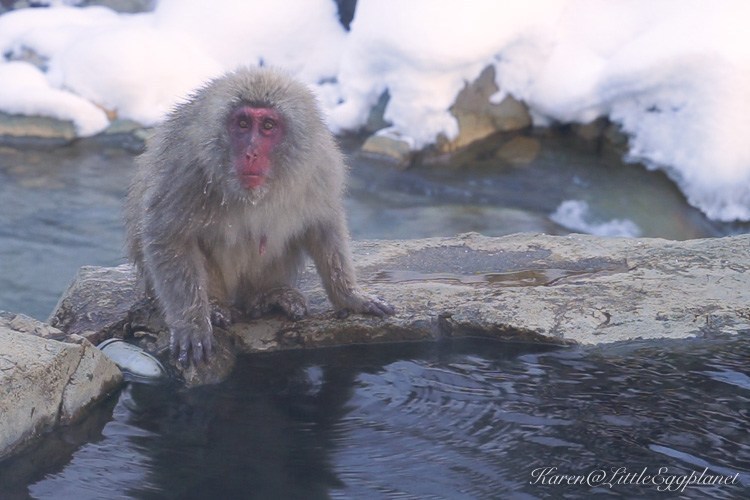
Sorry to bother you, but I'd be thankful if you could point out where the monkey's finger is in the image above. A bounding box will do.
[335,308,351,319]
[170,333,187,366]
[177,344,190,367]
[363,303,385,317]
[194,337,214,365]
[374,299,396,316]
[361,302,384,317]
[362,298,395,317]
[192,343,204,365]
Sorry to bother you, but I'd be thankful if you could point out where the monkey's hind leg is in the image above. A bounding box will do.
[209,300,241,328]
[246,286,309,321]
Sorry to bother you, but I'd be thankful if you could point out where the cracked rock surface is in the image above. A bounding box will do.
[48,232,750,386]
[0,314,122,459]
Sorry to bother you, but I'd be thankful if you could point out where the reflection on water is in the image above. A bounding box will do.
[2,337,748,498]
[372,262,628,287]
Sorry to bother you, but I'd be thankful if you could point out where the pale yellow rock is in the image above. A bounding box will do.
[360,131,414,168]
[0,327,122,459]
[0,112,76,141]
[438,65,532,154]
[495,136,542,166]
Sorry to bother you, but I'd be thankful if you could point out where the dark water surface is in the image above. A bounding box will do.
[2,337,749,499]
[1,135,749,498]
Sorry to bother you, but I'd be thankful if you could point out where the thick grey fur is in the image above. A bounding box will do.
[125,67,394,365]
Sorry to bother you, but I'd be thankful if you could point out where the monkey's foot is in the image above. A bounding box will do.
[248,286,308,321]
[335,292,395,319]
[209,301,236,328]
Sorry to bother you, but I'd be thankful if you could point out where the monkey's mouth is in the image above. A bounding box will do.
[239,173,265,189]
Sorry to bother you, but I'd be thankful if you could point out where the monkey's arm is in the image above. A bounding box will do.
[142,234,214,364]
[305,217,395,317]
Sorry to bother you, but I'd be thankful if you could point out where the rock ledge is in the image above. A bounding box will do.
[48,232,750,385]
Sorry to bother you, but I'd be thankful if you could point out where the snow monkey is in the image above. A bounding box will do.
[125,67,394,365]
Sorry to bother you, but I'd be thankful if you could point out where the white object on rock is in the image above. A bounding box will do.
[98,338,166,380]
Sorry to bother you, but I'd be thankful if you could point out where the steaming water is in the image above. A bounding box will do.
[0,134,748,498]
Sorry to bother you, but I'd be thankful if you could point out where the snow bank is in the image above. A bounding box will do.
[0,61,107,136]
[0,0,345,128]
[0,0,749,221]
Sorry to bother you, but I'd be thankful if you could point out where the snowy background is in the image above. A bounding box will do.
[1,0,749,222]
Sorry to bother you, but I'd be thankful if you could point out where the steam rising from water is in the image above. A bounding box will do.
[550,200,642,238]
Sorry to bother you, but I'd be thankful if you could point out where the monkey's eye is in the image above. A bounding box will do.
[262,119,275,131]
[238,119,249,129]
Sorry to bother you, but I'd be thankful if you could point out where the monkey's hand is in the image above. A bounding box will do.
[335,292,395,319]
[171,326,214,366]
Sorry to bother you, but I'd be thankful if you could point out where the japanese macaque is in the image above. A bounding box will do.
[125,67,394,365]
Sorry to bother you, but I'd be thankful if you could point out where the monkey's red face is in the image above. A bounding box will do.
[227,106,284,190]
